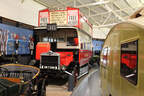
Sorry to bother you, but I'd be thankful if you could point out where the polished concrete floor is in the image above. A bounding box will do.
[71,69,101,96]
[45,65,101,96]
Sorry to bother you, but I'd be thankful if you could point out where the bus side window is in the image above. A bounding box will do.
[120,40,138,85]
[67,37,78,46]
[81,43,83,49]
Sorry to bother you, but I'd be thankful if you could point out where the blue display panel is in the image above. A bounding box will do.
[0,23,33,55]
[92,40,104,51]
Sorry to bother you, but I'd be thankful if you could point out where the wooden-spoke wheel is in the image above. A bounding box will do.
[68,66,79,91]
[73,67,78,86]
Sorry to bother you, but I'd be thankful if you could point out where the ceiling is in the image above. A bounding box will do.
[34,0,144,28]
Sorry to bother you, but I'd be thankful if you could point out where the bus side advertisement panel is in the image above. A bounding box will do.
[79,49,92,66]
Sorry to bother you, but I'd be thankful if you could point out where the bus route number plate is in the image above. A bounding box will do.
[47,23,57,31]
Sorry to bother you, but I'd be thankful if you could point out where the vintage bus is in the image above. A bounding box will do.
[100,8,144,96]
[34,7,93,90]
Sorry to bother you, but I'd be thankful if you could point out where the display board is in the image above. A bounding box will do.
[67,8,79,26]
[38,7,79,27]
[50,11,67,25]
[38,7,92,36]
[38,9,49,26]
[92,40,104,53]
[0,23,33,55]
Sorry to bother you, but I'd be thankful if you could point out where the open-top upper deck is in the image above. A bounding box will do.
[38,7,92,37]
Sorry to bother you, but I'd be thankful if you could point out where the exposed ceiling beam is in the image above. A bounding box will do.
[76,0,100,25]
[21,0,24,3]
[88,8,91,17]
[76,0,109,26]
[90,17,101,25]
[88,8,129,18]
[76,0,99,16]
[74,0,76,7]
[88,11,112,18]
[34,0,66,9]
[53,0,66,8]
[103,4,125,21]
[113,2,130,15]
[140,0,144,3]
[33,0,49,7]
[94,23,118,28]
[76,1,110,8]
[102,13,112,25]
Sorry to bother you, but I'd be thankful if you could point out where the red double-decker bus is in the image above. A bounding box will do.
[34,7,93,90]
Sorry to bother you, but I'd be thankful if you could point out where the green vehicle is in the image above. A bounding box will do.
[100,8,144,96]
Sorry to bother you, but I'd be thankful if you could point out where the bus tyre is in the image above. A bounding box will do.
[73,67,78,86]
[68,67,78,91]
[86,63,89,72]
[37,78,46,96]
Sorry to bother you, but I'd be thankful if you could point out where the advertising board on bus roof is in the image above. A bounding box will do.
[38,7,92,36]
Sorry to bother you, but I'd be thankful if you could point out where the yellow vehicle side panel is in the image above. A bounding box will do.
[100,22,144,96]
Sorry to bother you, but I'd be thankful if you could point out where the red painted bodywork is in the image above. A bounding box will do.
[79,50,92,66]
[36,42,51,60]
[36,43,92,67]
[56,52,73,66]
[121,53,137,69]
[74,38,78,46]
[36,43,73,66]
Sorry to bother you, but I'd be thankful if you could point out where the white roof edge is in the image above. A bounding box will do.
[127,17,144,27]
[34,26,78,29]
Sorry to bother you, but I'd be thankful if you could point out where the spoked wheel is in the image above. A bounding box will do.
[37,76,46,96]
[40,78,46,96]
[0,67,9,77]
[68,66,79,91]
[73,67,79,86]
[87,63,90,74]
